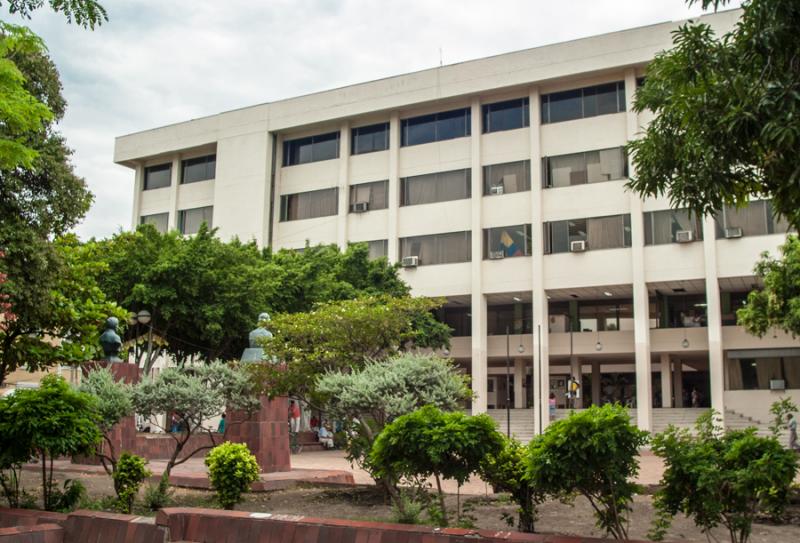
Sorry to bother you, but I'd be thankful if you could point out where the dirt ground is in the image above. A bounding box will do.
[18,470,800,542]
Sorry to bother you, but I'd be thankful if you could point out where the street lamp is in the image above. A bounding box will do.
[135,309,154,372]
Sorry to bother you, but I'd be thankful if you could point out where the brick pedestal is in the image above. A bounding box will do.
[227,396,291,473]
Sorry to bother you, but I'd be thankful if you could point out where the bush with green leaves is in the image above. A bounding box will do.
[112,452,151,514]
[527,403,647,539]
[371,405,503,526]
[480,436,542,533]
[205,442,260,510]
[0,374,101,510]
[650,411,798,543]
[768,397,798,438]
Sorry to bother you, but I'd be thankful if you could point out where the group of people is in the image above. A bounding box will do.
[289,400,335,449]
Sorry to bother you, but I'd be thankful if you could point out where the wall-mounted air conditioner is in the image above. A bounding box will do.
[488,250,505,260]
[490,184,504,195]
[675,230,694,243]
[569,240,587,252]
[725,227,743,239]
[351,201,369,213]
[401,256,418,268]
[769,379,786,391]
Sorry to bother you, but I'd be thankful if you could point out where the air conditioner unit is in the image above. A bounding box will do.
[401,256,419,268]
[770,379,786,391]
[351,201,369,213]
[488,250,505,260]
[490,184,504,195]
[569,240,587,253]
[725,227,743,239]
[675,230,694,243]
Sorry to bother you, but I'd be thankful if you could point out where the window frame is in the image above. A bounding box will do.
[279,187,339,222]
[178,206,213,235]
[542,147,628,188]
[400,168,471,207]
[180,154,216,184]
[482,97,530,133]
[349,180,389,212]
[541,81,626,124]
[282,131,341,167]
[143,163,172,190]
[351,122,390,155]
[400,107,471,147]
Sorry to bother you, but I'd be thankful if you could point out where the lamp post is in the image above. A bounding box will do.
[505,325,511,437]
[135,309,153,372]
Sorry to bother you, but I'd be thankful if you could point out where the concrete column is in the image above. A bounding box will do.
[469,98,487,414]
[261,134,277,248]
[674,360,684,407]
[529,87,549,434]
[570,356,583,409]
[337,121,351,249]
[592,361,601,406]
[702,215,725,422]
[387,113,400,262]
[271,135,284,248]
[660,353,672,408]
[168,156,180,231]
[130,164,143,229]
[514,358,526,409]
[626,69,652,431]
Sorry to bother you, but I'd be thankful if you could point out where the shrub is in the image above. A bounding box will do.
[371,405,503,526]
[112,453,151,514]
[142,476,173,511]
[48,479,86,513]
[480,436,542,533]
[527,403,647,539]
[650,411,798,543]
[205,442,260,510]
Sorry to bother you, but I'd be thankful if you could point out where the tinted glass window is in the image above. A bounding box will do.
[714,200,794,238]
[541,81,625,124]
[544,147,627,188]
[349,180,388,212]
[144,163,171,190]
[181,154,216,184]
[283,132,340,166]
[437,306,471,337]
[545,214,631,253]
[401,169,471,206]
[351,123,389,155]
[401,108,470,146]
[179,206,213,235]
[399,231,471,265]
[280,188,338,221]
[482,98,529,133]
[643,209,703,245]
[487,304,533,335]
[140,213,169,233]
[366,239,388,260]
[483,160,530,195]
[484,224,532,258]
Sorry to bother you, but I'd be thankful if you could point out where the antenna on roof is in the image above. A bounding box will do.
[439,47,443,67]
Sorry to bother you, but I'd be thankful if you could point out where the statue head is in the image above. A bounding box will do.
[99,316,122,363]
[249,312,273,348]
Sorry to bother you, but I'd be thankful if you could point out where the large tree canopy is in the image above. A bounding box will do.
[1,0,107,29]
[627,0,800,230]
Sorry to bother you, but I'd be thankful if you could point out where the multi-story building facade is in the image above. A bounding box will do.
[115,8,799,434]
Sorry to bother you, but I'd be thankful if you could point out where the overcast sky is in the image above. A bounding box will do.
[8,0,742,240]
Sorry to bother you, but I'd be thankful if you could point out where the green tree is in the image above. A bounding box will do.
[1,0,107,29]
[0,374,101,510]
[315,354,471,511]
[736,235,800,337]
[132,362,259,487]
[78,367,133,478]
[371,405,503,526]
[257,295,450,401]
[649,411,797,543]
[111,452,150,514]
[767,397,798,438]
[527,404,648,539]
[479,436,542,533]
[205,442,260,510]
[627,0,800,230]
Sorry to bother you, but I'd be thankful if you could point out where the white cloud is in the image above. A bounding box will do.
[8,0,741,239]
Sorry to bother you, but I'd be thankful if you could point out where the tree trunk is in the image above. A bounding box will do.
[434,473,448,526]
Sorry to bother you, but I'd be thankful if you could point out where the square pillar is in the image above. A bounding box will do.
[674,360,684,408]
[227,396,291,473]
[592,360,601,406]
[514,358,526,409]
[569,356,583,409]
[660,353,672,408]
[336,121,350,250]
[702,215,725,422]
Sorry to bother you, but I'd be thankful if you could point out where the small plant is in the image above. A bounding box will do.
[390,492,423,524]
[649,410,798,543]
[112,453,151,514]
[768,397,798,438]
[527,403,648,539]
[48,479,86,513]
[205,442,260,510]
[143,476,173,511]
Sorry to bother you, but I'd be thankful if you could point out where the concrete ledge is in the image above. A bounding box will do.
[64,510,166,543]
[0,524,63,543]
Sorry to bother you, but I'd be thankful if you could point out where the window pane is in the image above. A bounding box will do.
[179,206,213,235]
[544,89,582,123]
[400,231,471,265]
[547,153,586,187]
[349,180,388,211]
[484,160,530,195]
[436,108,470,141]
[438,306,471,337]
[144,163,171,190]
[283,132,339,166]
[181,155,216,184]
[542,81,625,124]
[766,201,792,234]
[720,201,769,236]
[401,169,470,206]
[280,188,338,221]
[594,82,621,115]
[482,98,529,133]
[644,209,702,245]
[484,224,531,258]
[312,132,339,161]
[140,213,169,233]
[366,239,388,260]
[352,123,389,155]
[586,215,625,250]
[402,114,436,146]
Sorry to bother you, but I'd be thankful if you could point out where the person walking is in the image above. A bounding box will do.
[788,414,799,452]
[289,400,301,433]
[217,413,226,434]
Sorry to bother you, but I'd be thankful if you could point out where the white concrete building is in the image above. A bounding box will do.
[115,8,799,436]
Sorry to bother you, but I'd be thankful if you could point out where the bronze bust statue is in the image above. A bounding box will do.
[99,316,122,363]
